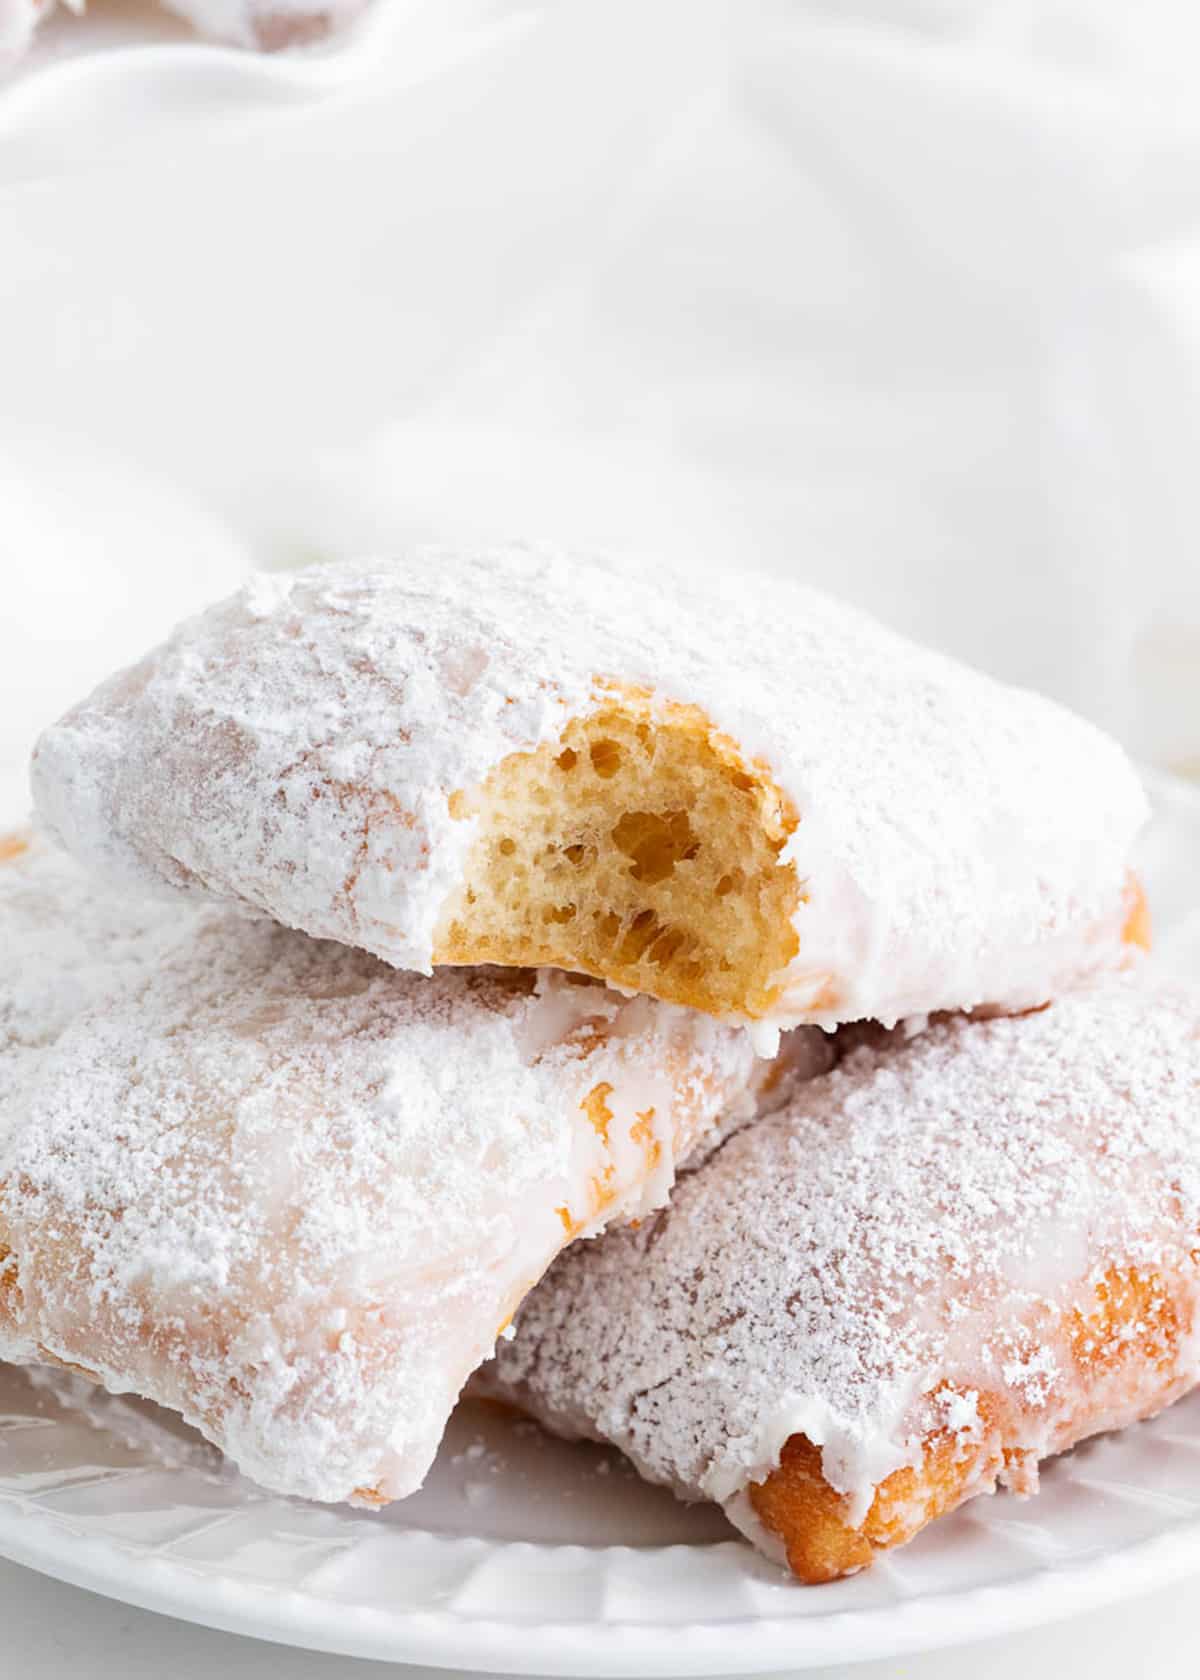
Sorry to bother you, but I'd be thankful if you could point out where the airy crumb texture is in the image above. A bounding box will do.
[0,831,773,1505]
[33,547,1148,1028]
[435,690,800,1018]
[483,969,1200,1580]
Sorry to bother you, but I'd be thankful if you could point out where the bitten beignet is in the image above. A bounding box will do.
[32,548,1147,1035]
[0,831,797,1505]
[482,972,1200,1580]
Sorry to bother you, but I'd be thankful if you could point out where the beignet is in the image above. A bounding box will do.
[483,971,1200,1580]
[0,830,796,1504]
[32,548,1149,1036]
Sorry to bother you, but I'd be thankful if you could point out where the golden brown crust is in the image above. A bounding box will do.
[748,1260,1197,1583]
[1123,874,1153,953]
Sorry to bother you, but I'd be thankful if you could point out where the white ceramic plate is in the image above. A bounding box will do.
[0,771,1197,1674]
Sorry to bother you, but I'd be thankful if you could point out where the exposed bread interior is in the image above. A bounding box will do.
[434,688,802,1018]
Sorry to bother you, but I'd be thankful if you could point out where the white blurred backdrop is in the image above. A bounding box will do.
[3,0,1200,806]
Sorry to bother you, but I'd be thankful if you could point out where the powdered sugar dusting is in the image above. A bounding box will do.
[0,836,765,1505]
[0,827,204,1123]
[32,547,1147,1028]
[485,970,1200,1524]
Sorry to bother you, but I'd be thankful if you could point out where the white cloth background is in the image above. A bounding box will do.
[3,0,1200,777]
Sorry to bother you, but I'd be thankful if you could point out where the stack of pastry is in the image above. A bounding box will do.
[6,544,1195,1582]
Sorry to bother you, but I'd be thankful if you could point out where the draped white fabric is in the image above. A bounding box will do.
[3,0,1200,780]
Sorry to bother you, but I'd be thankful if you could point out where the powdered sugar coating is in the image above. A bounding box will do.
[32,548,1148,1029]
[0,835,766,1504]
[0,829,199,1077]
[485,971,1200,1529]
